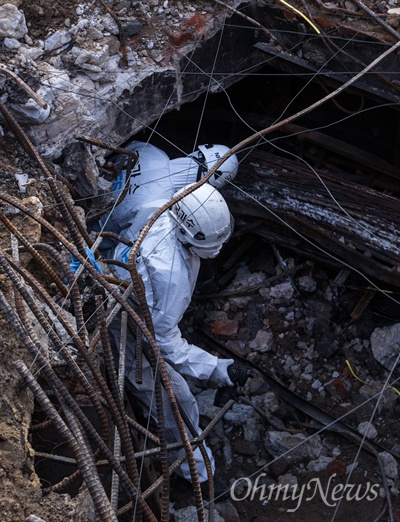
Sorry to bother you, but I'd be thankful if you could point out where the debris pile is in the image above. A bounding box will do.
[0,0,264,156]
[179,240,400,519]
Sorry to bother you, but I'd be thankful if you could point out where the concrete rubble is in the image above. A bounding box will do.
[0,0,267,158]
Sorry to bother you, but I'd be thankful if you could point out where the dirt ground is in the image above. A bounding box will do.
[20,0,80,39]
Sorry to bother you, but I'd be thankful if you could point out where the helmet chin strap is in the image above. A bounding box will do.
[190,151,208,182]
[188,244,222,259]
[175,230,219,259]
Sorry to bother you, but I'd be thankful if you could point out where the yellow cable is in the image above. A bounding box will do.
[345,359,400,396]
[278,0,321,34]
[345,359,367,385]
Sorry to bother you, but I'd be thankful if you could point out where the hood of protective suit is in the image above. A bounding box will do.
[169,155,202,191]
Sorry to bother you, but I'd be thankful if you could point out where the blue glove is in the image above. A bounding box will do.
[70,247,104,274]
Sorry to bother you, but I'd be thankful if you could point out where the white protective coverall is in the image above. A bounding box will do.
[100,141,205,235]
[109,200,233,482]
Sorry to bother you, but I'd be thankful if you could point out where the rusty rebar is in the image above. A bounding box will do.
[14,360,118,522]
[135,325,143,385]
[0,191,204,518]
[350,0,400,41]
[77,135,139,222]
[2,253,145,508]
[0,64,48,109]
[95,2,128,67]
[0,290,156,521]
[97,295,125,415]
[12,288,110,496]
[35,399,234,465]
[0,204,142,482]
[32,242,87,346]
[0,100,92,255]
[1,246,88,370]
[2,251,110,444]
[176,404,215,520]
[111,311,127,512]
[128,321,171,522]
[30,418,53,432]
[0,211,68,296]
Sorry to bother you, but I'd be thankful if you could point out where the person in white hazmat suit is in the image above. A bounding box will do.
[107,183,247,483]
[99,141,239,236]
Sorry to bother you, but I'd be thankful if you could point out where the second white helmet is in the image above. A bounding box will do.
[169,183,234,259]
[197,144,238,188]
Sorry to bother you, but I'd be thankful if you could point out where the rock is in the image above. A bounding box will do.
[387,13,400,28]
[359,380,399,412]
[311,378,322,389]
[265,431,325,460]
[247,376,271,395]
[277,473,298,488]
[233,438,258,456]
[14,173,28,193]
[44,29,72,52]
[270,282,294,300]
[376,1,387,11]
[3,36,20,49]
[196,389,220,420]
[327,459,347,478]
[358,421,378,439]
[379,451,398,479]
[86,26,104,40]
[326,376,351,400]
[172,505,224,521]
[124,20,143,37]
[297,275,317,292]
[10,85,51,123]
[212,319,239,339]
[20,44,44,61]
[100,14,119,35]
[224,403,253,426]
[249,329,274,352]
[0,4,27,39]
[269,458,290,478]
[61,142,99,200]
[254,391,279,412]
[222,435,232,466]
[370,323,400,371]
[228,267,266,292]
[225,340,250,358]
[307,455,334,473]
[346,462,359,475]
[243,416,261,443]
[215,500,240,522]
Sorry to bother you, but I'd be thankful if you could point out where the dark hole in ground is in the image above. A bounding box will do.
[134,62,400,196]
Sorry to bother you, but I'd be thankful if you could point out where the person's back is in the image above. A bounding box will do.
[100,141,172,234]
[99,142,239,236]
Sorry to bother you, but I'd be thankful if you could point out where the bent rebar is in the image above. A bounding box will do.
[14,360,118,522]
[0,291,156,522]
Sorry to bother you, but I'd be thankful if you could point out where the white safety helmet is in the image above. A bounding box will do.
[195,144,239,189]
[169,183,234,259]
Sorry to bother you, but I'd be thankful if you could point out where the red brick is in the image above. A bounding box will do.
[212,319,239,339]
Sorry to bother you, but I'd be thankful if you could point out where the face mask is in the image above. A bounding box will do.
[189,244,222,259]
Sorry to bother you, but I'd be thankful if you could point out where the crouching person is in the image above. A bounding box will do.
[108,184,246,483]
